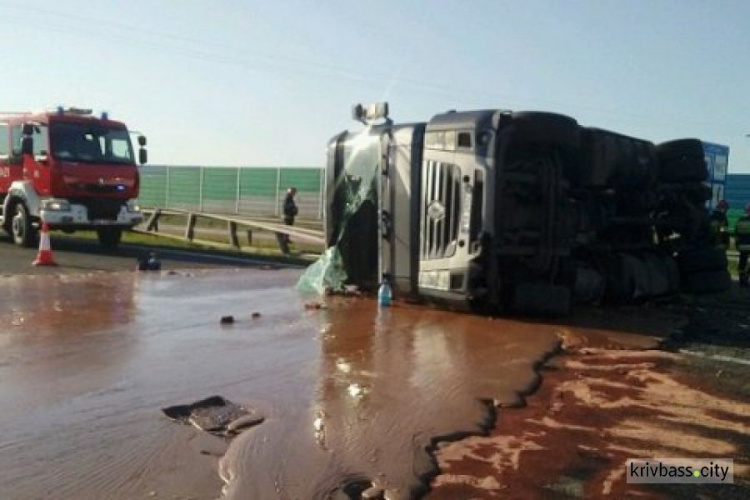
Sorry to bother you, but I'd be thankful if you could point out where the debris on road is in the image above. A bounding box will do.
[137,251,162,271]
[304,301,326,310]
[162,396,262,436]
[251,312,261,319]
[220,315,235,325]
[226,414,265,434]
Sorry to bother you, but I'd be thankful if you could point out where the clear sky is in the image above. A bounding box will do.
[1,0,749,171]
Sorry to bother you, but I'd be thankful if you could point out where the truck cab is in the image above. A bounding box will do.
[324,103,726,316]
[0,107,147,248]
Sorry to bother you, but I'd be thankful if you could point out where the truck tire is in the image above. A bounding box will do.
[622,254,652,299]
[11,202,37,248]
[640,252,670,297]
[510,112,581,150]
[659,157,708,182]
[656,139,705,162]
[677,246,728,274]
[661,254,681,292]
[603,255,635,303]
[681,269,732,294]
[511,283,572,317]
[97,227,123,249]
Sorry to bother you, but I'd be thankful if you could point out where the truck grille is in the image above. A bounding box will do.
[421,160,461,260]
[71,198,124,220]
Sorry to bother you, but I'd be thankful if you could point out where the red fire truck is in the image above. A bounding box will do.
[0,107,147,248]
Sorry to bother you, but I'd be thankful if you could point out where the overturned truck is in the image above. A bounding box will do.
[322,103,730,316]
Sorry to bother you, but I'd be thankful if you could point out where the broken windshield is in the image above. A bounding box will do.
[50,122,135,164]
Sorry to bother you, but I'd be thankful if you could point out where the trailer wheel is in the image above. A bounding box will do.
[677,246,728,274]
[603,255,635,303]
[510,112,581,150]
[681,269,732,294]
[511,283,572,317]
[656,139,705,162]
[661,254,681,292]
[639,253,671,297]
[97,227,123,249]
[11,202,37,248]
[659,157,708,182]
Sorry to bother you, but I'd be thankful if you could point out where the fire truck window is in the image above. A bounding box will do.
[32,125,48,156]
[112,140,130,160]
[0,125,8,158]
[78,134,102,159]
[10,125,22,163]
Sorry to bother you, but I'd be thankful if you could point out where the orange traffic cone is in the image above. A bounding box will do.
[33,222,57,266]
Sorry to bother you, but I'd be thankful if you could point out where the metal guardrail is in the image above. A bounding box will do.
[138,166,325,220]
[139,208,324,255]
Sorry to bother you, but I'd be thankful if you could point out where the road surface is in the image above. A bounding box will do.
[0,233,291,276]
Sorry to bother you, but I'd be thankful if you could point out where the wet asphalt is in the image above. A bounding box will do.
[0,232,289,275]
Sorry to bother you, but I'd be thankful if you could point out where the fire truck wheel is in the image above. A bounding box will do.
[681,269,732,294]
[97,227,123,249]
[11,202,37,248]
[510,112,581,150]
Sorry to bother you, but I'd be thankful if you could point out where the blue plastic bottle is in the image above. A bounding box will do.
[378,275,392,307]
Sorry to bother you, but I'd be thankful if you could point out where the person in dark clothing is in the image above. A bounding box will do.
[709,199,730,249]
[283,187,298,226]
[281,187,298,249]
[735,203,750,287]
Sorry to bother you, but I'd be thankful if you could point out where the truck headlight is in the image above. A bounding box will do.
[42,199,71,211]
[126,200,141,213]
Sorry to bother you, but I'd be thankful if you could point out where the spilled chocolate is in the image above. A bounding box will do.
[1,269,563,499]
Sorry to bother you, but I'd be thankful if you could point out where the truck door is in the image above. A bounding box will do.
[22,124,51,196]
[380,124,424,296]
[0,123,11,193]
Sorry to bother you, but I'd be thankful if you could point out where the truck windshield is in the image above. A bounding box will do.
[50,122,135,164]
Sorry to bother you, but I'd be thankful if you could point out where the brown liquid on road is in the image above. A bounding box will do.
[0,269,677,499]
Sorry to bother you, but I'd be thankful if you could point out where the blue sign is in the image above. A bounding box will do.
[703,142,730,209]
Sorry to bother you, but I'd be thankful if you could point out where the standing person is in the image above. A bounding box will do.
[735,203,750,287]
[709,199,730,249]
[282,187,298,244]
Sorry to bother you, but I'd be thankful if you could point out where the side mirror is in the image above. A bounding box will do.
[138,135,147,147]
[21,136,33,155]
[138,148,148,165]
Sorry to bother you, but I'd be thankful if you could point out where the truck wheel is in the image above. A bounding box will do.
[682,269,732,294]
[656,139,705,162]
[11,203,37,248]
[659,157,708,182]
[656,139,708,182]
[603,255,635,303]
[677,246,728,274]
[640,253,670,297]
[660,254,681,292]
[97,228,123,249]
[511,283,572,317]
[510,112,581,150]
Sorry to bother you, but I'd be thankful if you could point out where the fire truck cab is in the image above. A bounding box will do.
[0,107,147,248]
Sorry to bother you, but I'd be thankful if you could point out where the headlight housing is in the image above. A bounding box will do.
[42,199,71,211]
[126,200,141,213]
